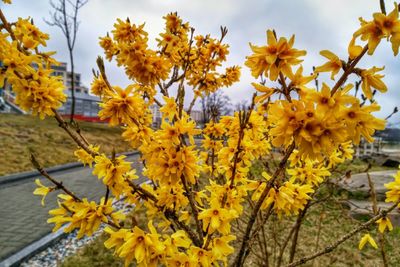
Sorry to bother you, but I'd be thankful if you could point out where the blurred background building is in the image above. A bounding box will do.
[0,61,102,121]
[0,61,204,126]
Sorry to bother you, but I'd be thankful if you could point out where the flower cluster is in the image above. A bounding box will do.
[245,30,306,80]
[100,19,171,86]
[93,154,135,197]
[265,75,385,160]
[47,195,124,238]
[354,3,400,55]
[0,17,66,118]
[74,145,100,167]
[105,220,236,267]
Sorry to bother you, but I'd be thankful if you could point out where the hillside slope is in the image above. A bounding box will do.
[0,114,133,176]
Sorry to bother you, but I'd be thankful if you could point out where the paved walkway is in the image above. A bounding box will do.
[339,169,397,200]
[338,169,400,226]
[0,153,143,261]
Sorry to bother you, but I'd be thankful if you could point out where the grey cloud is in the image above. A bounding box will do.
[2,0,399,124]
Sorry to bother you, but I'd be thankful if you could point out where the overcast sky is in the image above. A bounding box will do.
[1,0,399,126]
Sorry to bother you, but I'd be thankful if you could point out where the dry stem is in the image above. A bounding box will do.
[330,45,368,96]
[234,142,296,267]
[286,201,400,267]
[31,153,81,201]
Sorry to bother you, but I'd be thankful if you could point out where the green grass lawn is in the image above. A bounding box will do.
[0,114,133,176]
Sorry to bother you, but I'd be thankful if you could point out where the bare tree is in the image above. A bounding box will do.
[45,0,88,122]
[235,100,250,112]
[200,91,232,125]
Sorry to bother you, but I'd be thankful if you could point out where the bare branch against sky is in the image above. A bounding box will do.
[44,0,88,123]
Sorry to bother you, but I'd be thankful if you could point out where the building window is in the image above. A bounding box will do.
[75,99,83,115]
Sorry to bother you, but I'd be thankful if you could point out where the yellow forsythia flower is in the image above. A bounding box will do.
[348,37,363,59]
[314,50,342,80]
[33,179,52,206]
[354,3,400,55]
[159,96,177,121]
[198,199,238,234]
[360,66,387,100]
[252,82,275,103]
[211,235,236,262]
[358,234,378,250]
[245,29,306,81]
[384,167,400,204]
[376,217,394,233]
[74,145,99,168]
[93,154,131,197]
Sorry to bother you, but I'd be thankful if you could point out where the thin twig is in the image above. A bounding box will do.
[180,174,204,241]
[380,0,387,14]
[0,8,17,41]
[279,72,291,102]
[288,204,310,263]
[330,45,368,96]
[234,142,296,267]
[286,201,400,267]
[367,168,388,267]
[31,154,81,202]
[125,178,202,247]
[385,107,398,120]
[52,109,98,157]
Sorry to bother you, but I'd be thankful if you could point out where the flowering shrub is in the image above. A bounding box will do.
[1,0,400,266]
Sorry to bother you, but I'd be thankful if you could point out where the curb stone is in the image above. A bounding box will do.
[0,225,68,267]
[0,169,146,267]
[0,151,140,266]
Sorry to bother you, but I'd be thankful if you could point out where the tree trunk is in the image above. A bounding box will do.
[69,51,75,122]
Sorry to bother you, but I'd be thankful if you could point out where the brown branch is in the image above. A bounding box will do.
[244,204,274,262]
[288,203,310,263]
[367,169,388,267]
[279,72,292,102]
[125,179,157,202]
[385,107,398,120]
[163,208,202,247]
[380,0,387,14]
[96,56,114,93]
[158,82,169,97]
[180,175,204,241]
[331,45,368,96]
[152,96,162,107]
[0,8,17,41]
[229,93,256,189]
[163,65,179,90]
[286,201,400,267]
[31,154,81,202]
[52,109,98,157]
[187,94,198,115]
[125,178,202,246]
[379,231,389,267]
[311,206,325,267]
[177,28,195,118]
[234,142,295,267]
[260,217,270,267]
[276,215,302,266]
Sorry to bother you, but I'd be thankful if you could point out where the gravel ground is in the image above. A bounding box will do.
[21,199,131,267]
[20,227,104,267]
